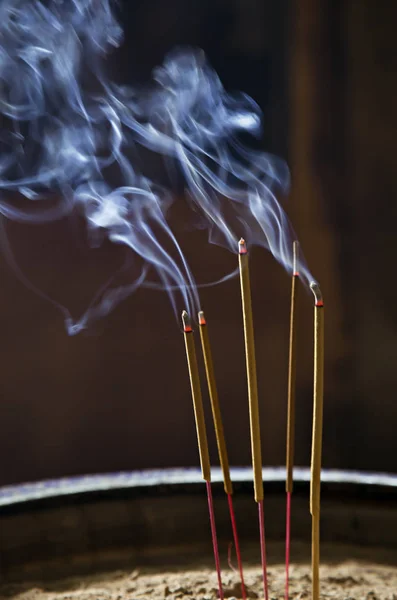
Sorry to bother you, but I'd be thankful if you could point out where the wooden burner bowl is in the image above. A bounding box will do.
[0,468,396,598]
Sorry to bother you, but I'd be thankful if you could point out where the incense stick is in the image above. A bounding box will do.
[198,310,247,600]
[309,284,324,600]
[285,241,300,600]
[182,311,224,600]
[182,310,211,482]
[198,311,232,493]
[238,239,269,600]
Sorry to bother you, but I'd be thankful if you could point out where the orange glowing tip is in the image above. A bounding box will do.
[239,238,248,255]
[182,310,193,333]
[310,282,324,307]
[293,241,300,277]
[198,310,207,326]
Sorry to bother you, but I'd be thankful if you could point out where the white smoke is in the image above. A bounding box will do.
[0,0,313,333]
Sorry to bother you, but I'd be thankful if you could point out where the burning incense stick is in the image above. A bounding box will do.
[181,311,224,600]
[309,284,324,600]
[285,241,300,600]
[238,239,269,600]
[198,310,247,600]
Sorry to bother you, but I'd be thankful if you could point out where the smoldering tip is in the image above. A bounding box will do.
[293,241,300,277]
[310,282,324,307]
[198,310,206,326]
[182,310,193,332]
[238,238,248,255]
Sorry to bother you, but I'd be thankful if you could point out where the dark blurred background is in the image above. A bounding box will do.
[0,0,396,486]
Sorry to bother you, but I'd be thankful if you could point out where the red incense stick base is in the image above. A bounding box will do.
[227,493,247,600]
[285,490,292,600]
[206,480,224,600]
[258,499,269,600]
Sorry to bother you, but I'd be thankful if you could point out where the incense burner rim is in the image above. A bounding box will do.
[1,466,396,508]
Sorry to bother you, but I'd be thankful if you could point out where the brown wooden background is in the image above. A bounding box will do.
[0,0,396,486]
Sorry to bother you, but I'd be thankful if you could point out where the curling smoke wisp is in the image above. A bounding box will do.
[0,0,314,333]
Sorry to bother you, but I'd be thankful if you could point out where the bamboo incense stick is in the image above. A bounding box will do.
[285,241,300,600]
[198,310,232,493]
[238,239,263,501]
[309,283,324,600]
[182,310,211,482]
[182,310,224,600]
[238,239,269,600]
[198,310,247,600]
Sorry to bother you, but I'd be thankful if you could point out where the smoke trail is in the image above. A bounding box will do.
[0,0,314,334]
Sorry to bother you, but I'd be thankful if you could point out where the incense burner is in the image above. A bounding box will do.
[0,468,396,598]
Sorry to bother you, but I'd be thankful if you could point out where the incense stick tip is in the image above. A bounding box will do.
[182,310,193,332]
[198,310,206,326]
[310,282,324,307]
[293,241,300,276]
[238,238,248,254]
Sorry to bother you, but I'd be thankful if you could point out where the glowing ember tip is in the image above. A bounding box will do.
[310,282,324,307]
[198,311,207,326]
[182,310,193,332]
[238,238,248,255]
[293,241,300,277]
